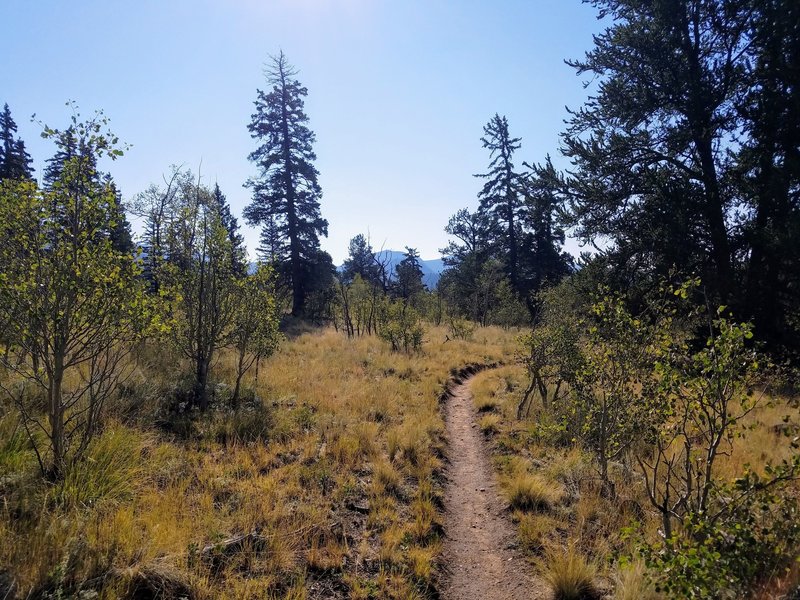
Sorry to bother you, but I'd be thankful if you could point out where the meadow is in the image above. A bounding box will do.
[0,324,517,599]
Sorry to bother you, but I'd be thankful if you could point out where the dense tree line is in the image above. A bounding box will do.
[540,0,800,359]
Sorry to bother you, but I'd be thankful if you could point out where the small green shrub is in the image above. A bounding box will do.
[378,301,424,353]
[638,485,800,599]
[448,318,475,341]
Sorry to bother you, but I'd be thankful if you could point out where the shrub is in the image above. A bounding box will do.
[377,300,424,353]
[638,483,800,599]
[448,317,475,341]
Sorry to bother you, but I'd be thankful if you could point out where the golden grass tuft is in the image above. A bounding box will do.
[506,472,562,512]
[479,412,502,434]
[612,559,662,600]
[542,545,599,600]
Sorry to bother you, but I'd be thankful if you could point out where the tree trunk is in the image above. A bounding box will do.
[195,355,210,411]
[232,350,246,408]
[49,355,65,479]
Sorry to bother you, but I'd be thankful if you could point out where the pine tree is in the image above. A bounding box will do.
[521,157,572,295]
[0,103,33,180]
[244,51,328,316]
[475,114,523,289]
[394,247,426,302]
[342,234,381,286]
[102,174,134,255]
[560,0,753,303]
[440,208,498,321]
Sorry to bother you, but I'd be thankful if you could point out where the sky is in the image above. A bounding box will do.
[0,0,602,264]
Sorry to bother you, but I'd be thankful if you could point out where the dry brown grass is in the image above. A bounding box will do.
[0,324,516,599]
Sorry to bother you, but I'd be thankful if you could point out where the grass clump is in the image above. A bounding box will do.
[52,424,146,508]
[506,472,561,512]
[542,545,599,600]
[212,400,272,445]
[613,560,661,600]
[479,413,501,434]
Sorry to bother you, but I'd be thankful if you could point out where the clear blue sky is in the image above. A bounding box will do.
[1,0,601,263]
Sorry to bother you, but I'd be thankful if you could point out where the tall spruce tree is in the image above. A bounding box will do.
[244,51,327,316]
[737,0,800,356]
[475,114,523,290]
[0,103,33,180]
[394,247,426,302]
[102,174,134,255]
[439,208,497,321]
[520,158,572,295]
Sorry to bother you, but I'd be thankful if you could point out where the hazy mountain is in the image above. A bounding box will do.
[372,250,445,289]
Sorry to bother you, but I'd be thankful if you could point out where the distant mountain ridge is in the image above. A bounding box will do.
[372,250,445,289]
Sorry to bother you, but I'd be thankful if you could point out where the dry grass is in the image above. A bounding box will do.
[478,413,501,434]
[612,559,661,600]
[0,324,517,599]
[505,472,562,512]
[542,545,599,600]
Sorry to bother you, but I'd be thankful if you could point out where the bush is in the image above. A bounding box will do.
[638,483,800,599]
[448,317,475,341]
[377,300,424,353]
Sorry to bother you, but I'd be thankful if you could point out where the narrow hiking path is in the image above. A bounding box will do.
[441,368,548,599]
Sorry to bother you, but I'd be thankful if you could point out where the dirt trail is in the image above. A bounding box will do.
[440,367,548,600]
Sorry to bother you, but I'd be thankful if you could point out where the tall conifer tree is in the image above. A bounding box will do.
[244,51,327,316]
[0,103,33,180]
[475,114,523,289]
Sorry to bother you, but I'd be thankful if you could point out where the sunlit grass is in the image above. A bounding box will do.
[0,323,516,598]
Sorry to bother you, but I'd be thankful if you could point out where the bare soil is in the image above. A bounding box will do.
[440,367,548,600]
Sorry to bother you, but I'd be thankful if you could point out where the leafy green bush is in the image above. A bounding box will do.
[448,317,475,341]
[377,300,424,353]
[637,476,800,599]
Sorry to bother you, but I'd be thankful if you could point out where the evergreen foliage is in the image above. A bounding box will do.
[0,103,33,180]
[341,234,381,286]
[244,51,328,316]
[557,0,800,357]
[475,114,523,289]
